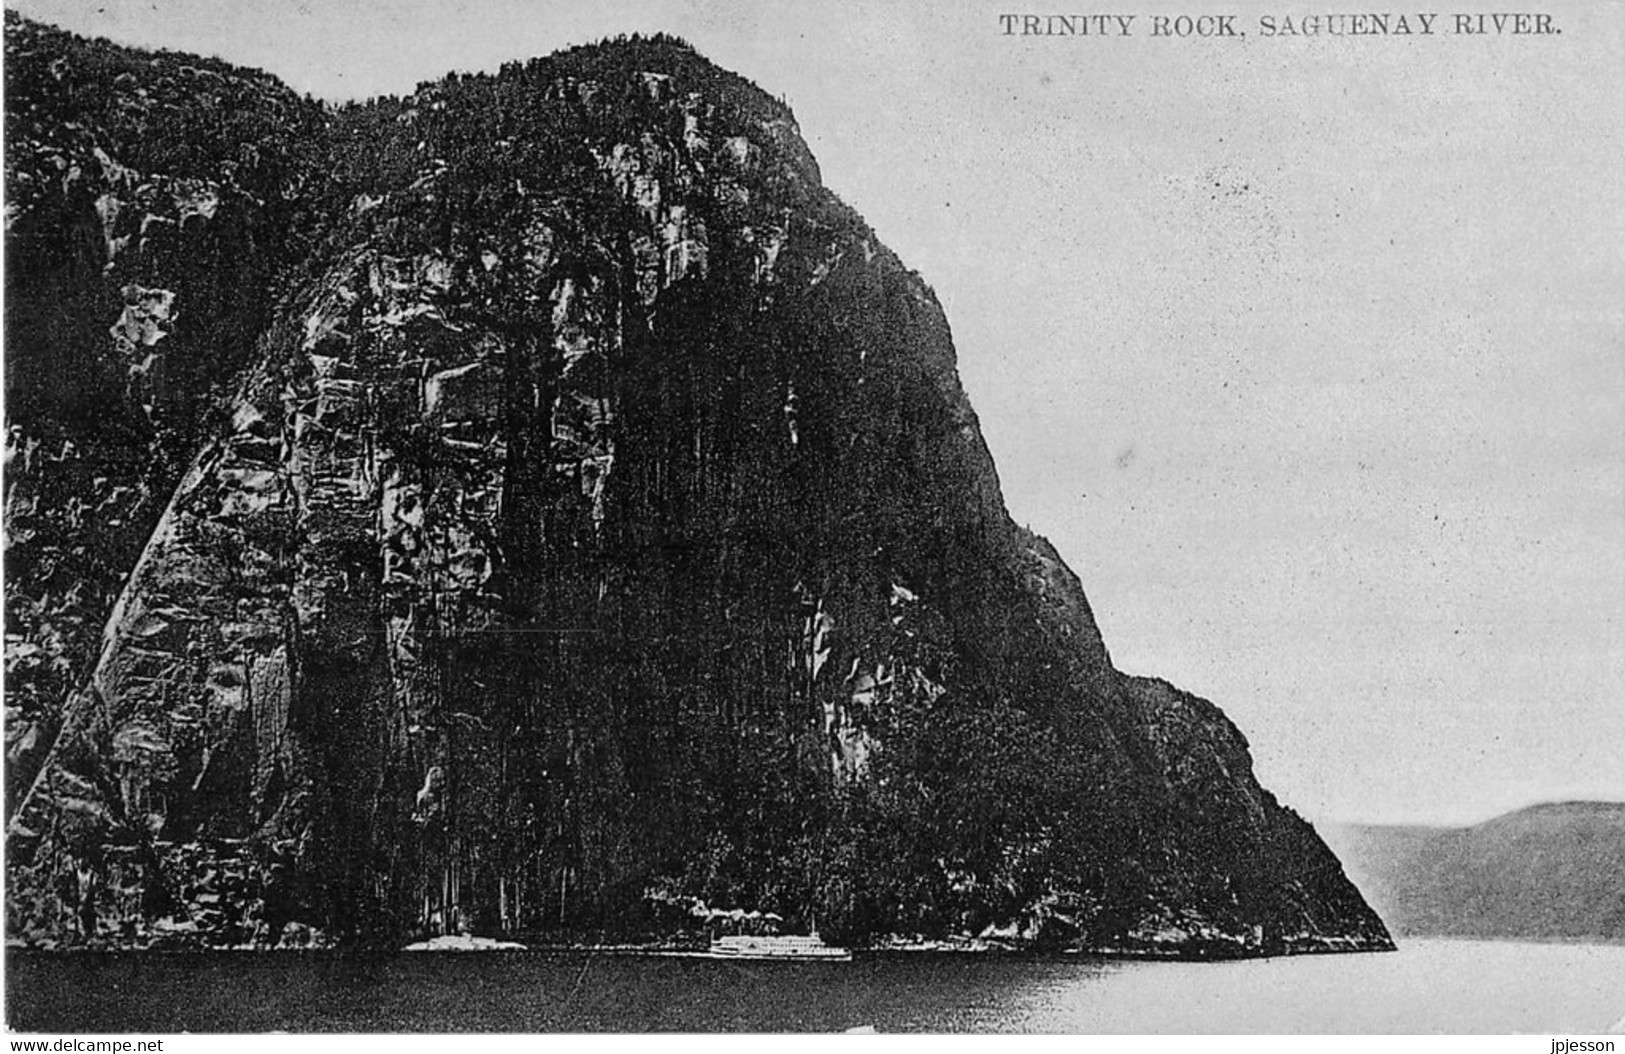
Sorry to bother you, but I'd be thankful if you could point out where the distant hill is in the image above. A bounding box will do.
[1321,802,1625,941]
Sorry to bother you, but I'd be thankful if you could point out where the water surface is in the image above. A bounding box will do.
[7,939,1623,1033]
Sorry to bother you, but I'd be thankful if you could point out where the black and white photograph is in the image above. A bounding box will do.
[2,0,1622,1036]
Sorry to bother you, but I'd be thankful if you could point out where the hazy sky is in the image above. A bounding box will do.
[9,0,1622,825]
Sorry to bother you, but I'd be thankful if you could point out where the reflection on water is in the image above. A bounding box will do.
[7,939,1624,1033]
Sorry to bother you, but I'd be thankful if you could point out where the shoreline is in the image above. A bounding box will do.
[4,935,1400,962]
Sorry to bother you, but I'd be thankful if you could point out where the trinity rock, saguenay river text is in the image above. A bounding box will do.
[997,12,1561,37]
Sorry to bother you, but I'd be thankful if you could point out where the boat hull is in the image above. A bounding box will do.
[704,949,853,962]
[705,936,853,962]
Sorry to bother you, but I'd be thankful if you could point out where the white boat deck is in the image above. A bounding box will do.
[706,935,853,961]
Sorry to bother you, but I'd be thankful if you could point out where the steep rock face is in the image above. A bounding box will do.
[3,13,327,827]
[3,17,1391,955]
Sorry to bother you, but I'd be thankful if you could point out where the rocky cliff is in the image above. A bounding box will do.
[3,14,1392,955]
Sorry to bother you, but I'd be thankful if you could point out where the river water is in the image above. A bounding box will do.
[6,939,1623,1033]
